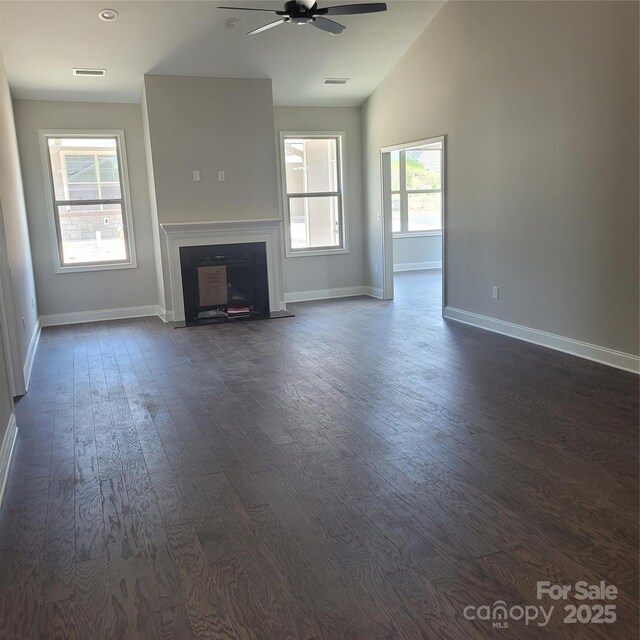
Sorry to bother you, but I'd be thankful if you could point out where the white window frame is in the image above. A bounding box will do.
[279,131,349,258]
[39,129,137,273]
[390,138,443,238]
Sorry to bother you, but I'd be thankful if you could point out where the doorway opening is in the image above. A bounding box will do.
[380,136,445,313]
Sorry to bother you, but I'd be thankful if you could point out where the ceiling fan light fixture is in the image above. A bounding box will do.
[98,8,119,22]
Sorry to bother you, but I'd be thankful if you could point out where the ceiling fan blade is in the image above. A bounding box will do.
[311,16,345,34]
[317,2,387,16]
[247,18,289,34]
[218,6,284,13]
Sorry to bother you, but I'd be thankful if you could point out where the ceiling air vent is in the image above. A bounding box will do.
[73,68,106,77]
[323,78,349,85]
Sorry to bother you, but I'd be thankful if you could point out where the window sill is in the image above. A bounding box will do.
[54,260,137,274]
[393,231,442,239]
[285,247,349,258]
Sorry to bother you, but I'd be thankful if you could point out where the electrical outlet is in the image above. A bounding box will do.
[375,264,380,274]
[192,170,200,182]
[492,286,499,300]
[218,171,225,182]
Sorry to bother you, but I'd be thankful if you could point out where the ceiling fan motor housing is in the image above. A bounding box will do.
[286,0,318,21]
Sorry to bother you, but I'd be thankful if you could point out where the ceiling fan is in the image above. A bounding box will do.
[218,0,387,35]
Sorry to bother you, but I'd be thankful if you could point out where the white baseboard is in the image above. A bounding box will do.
[444,306,639,374]
[393,261,442,272]
[284,286,375,303]
[0,413,17,506]
[156,307,174,323]
[40,305,161,327]
[23,319,41,391]
[363,286,383,299]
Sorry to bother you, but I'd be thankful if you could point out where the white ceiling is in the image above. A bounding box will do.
[0,0,442,106]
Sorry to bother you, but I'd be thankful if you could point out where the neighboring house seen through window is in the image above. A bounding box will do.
[41,131,137,272]
[281,134,348,256]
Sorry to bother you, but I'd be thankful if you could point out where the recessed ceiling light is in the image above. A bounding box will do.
[225,17,240,28]
[98,8,119,22]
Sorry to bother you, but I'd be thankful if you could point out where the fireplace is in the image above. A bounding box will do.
[161,219,288,326]
[180,242,269,325]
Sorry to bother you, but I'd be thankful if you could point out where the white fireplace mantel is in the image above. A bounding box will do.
[161,218,286,323]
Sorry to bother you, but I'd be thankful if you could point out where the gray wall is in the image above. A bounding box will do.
[0,51,38,372]
[363,0,639,355]
[274,107,365,294]
[141,84,167,312]
[393,235,441,270]
[13,100,158,316]
[142,75,282,311]
[143,75,280,224]
[0,322,13,434]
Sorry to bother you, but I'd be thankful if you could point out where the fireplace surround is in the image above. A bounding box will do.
[161,219,287,325]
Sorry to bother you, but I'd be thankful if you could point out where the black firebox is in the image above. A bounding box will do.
[180,242,269,325]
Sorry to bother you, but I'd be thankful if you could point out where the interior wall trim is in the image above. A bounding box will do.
[0,413,17,506]
[393,261,442,272]
[284,285,383,303]
[156,307,174,323]
[364,286,384,299]
[23,318,41,392]
[40,305,160,327]
[444,306,639,374]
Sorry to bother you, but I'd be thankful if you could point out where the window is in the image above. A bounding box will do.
[281,133,348,256]
[391,140,443,235]
[40,131,136,272]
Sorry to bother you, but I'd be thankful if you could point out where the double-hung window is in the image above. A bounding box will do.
[281,133,348,256]
[41,130,137,272]
[391,139,443,235]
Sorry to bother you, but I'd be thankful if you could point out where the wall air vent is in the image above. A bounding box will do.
[73,68,106,77]
[323,78,349,85]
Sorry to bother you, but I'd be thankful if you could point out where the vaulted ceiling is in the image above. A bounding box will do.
[0,0,443,106]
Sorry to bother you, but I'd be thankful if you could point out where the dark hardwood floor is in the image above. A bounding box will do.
[0,270,637,639]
